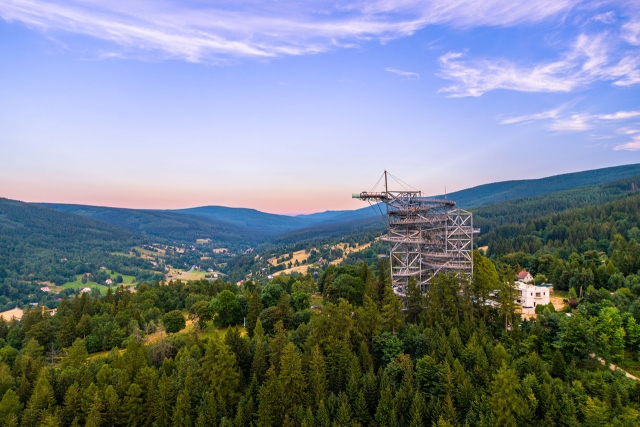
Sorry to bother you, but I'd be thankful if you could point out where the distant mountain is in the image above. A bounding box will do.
[442,163,640,208]
[39,163,640,248]
[43,204,267,247]
[173,206,313,234]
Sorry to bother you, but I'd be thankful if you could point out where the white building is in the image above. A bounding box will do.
[516,281,551,315]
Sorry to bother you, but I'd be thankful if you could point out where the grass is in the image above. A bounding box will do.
[60,276,110,295]
[166,269,210,281]
[61,271,136,295]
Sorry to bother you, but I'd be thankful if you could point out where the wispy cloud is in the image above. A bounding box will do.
[548,114,593,131]
[501,107,640,132]
[385,68,419,79]
[438,32,640,97]
[499,105,566,125]
[599,110,640,120]
[0,0,582,62]
[614,135,640,151]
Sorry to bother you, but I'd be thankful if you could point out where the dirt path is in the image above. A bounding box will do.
[590,353,640,381]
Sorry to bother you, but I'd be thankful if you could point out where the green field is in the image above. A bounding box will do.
[60,271,136,295]
[60,276,110,295]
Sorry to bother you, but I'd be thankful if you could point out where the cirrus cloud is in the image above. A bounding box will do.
[0,0,582,62]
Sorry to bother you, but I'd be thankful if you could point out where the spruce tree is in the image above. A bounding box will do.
[315,401,330,427]
[247,291,264,337]
[0,389,22,426]
[308,346,327,409]
[172,388,193,427]
[153,372,172,427]
[201,337,240,416]
[279,342,306,418]
[257,367,283,427]
[489,362,523,427]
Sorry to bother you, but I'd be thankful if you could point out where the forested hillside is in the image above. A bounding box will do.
[44,204,265,248]
[0,258,638,426]
[445,163,640,208]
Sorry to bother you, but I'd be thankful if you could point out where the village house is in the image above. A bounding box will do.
[516,281,551,315]
[105,278,113,285]
[517,270,534,283]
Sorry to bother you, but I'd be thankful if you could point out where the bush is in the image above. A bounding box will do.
[162,310,186,334]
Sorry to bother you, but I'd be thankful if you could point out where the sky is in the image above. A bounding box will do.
[1,0,640,214]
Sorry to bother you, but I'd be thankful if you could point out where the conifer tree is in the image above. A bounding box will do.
[123,383,143,427]
[315,400,330,427]
[62,383,82,426]
[85,393,103,427]
[194,391,218,427]
[0,389,22,426]
[36,414,62,427]
[251,340,268,384]
[153,371,172,427]
[257,367,283,427]
[489,363,523,427]
[279,342,306,418]
[102,386,120,427]
[375,371,395,427]
[201,337,240,415]
[246,291,263,338]
[308,346,327,409]
[381,286,404,334]
[409,391,425,427]
[583,396,608,427]
[21,371,55,427]
[173,387,193,427]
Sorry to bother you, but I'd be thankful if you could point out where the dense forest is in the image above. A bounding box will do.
[0,254,639,426]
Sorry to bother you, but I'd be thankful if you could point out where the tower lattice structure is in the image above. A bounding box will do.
[353,171,475,296]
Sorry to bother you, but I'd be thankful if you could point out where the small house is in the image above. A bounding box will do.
[516,270,534,284]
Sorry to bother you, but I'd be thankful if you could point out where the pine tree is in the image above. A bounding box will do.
[333,393,353,427]
[123,383,143,427]
[62,383,82,426]
[381,286,404,334]
[375,371,395,427]
[173,387,193,427]
[583,396,607,427]
[102,385,120,427]
[353,390,368,426]
[153,371,172,427]
[0,389,23,426]
[269,322,288,375]
[37,414,62,427]
[489,363,523,427]
[201,337,240,416]
[257,367,283,427]
[308,346,327,409]
[85,393,103,427]
[315,400,330,427]
[195,391,218,427]
[279,342,306,418]
[409,391,425,427]
[251,339,268,384]
[247,291,264,337]
[21,371,55,427]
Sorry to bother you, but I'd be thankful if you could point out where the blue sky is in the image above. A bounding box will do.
[1,0,639,214]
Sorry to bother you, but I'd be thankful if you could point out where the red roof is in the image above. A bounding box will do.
[517,271,530,279]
